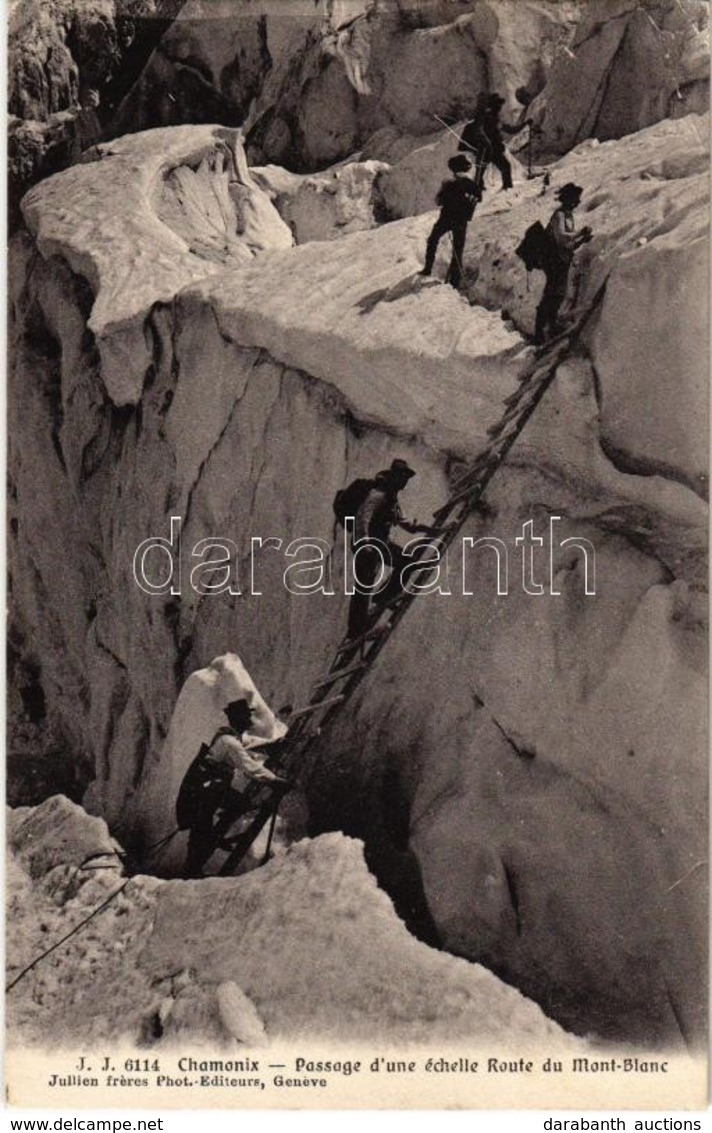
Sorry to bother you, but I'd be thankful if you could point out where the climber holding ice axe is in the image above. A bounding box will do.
[458,93,514,191]
[459,92,536,191]
[434,100,489,191]
[436,90,536,191]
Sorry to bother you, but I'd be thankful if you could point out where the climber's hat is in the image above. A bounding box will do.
[556,182,584,206]
[377,459,416,484]
[389,459,416,479]
[224,699,254,730]
[487,94,506,109]
[448,154,472,174]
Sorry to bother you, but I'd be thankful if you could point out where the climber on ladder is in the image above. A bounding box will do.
[176,698,291,878]
[340,459,437,642]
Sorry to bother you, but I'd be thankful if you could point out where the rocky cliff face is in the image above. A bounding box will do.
[108,0,578,168]
[529,0,710,158]
[11,1,707,224]
[8,0,582,227]
[8,0,187,226]
[9,107,708,1048]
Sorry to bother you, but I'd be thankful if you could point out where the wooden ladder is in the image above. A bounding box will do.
[218,281,608,875]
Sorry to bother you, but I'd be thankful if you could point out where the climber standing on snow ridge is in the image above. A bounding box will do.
[458,92,521,192]
[534,181,593,345]
[177,698,290,878]
[420,154,482,289]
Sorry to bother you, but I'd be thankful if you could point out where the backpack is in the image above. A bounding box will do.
[515,221,553,272]
[333,478,375,528]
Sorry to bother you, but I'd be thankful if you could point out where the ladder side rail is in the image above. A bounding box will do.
[218,802,275,876]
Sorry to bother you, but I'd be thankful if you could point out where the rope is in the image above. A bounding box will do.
[433,113,470,148]
[6,827,183,992]
[433,113,490,186]
[76,826,181,875]
[6,880,130,993]
[140,826,182,863]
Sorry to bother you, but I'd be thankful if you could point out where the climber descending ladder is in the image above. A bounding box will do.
[217,281,609,877]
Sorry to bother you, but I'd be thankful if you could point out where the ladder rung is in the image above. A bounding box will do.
[447,480,485,508]
[503,393,520,409]
[377,591,412,614]
[335,624,387,653]
[218,803,274,876]
[489,419,520,442]
[501,391,536,421]
[504,386,531,408]
[313,662,368,690]
[445,479,483,508]
[288,694,345,720]
[456,445,501,478]
[452,456,489,490]
[434,500,464,522]
[424,525,457,544]
[452,469,483,494]
[486,443,505,460]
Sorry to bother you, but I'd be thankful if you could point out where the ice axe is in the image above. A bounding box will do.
[433,115,488,189]
[433,113,473,149]
[260,800,281,864]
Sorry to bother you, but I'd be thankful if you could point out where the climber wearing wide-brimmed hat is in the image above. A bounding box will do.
[458,91,520,191]
[346,460,437,640]
[177,697,290,877]
[420,153,482,289]
[534,181,593,345]
[555,181,585,207]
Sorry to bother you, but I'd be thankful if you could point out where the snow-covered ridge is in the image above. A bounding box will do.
[8,796,580,1048]
[20,125,293,404]
[20,115,709,490]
